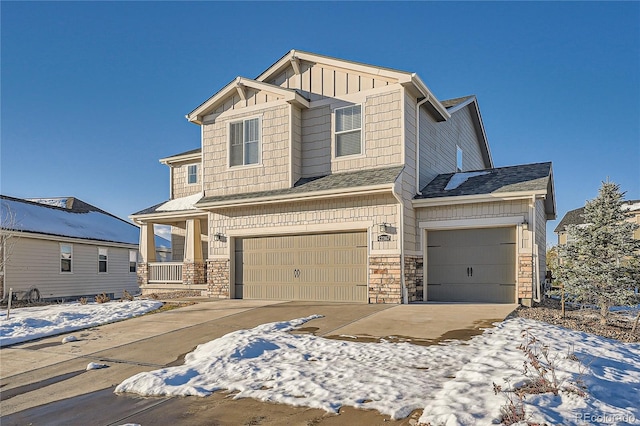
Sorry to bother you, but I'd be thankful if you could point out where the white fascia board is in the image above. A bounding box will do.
[187,77,309,124]
[129,210,208,225]
[419,215,526,230]
[446,97,493,168]
[159,152,202,165]
[256,50,412,83]
[407,74,450,121]
[412,191,548,208]
[8,230,139,249]
[196,184,394,209]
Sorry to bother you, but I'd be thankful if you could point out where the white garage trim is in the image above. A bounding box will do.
[419,216,525,230]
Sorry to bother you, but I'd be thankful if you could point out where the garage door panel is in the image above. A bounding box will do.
[427,227,516,303]
[236,232,368,303]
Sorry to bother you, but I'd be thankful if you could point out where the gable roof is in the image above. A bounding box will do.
[415,162,555,218]
[1,195,139,245]
[187,77,310,124]
[554,199,640,233]
[194,166,403,208]
[159,147,202,165]
[441,95,476,109]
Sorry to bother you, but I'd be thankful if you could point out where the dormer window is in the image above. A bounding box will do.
[335,105,362,157]
[230,117,260,167]
[187,164,198,184]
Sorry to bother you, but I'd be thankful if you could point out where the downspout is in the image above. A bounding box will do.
[392,180,407,304]
[415,97,430,194]
[530,194,541,303]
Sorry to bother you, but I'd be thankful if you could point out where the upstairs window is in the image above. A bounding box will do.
[187,164,198,184]
[98,248,108,273]
[230,117,260,167]
[335,105,362,157]
[456,145,463,172]
[60,244,73,273]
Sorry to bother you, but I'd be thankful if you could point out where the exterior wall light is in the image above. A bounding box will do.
[213,232,224,242]
[522,220,529,231]
[378,223,389,233]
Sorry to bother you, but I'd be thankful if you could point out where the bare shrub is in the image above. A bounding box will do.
[79,297,88,305]
[122,289,134,301]
[95,293,110,304]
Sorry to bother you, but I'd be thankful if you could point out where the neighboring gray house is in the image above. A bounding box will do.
[0,195,140,301]
[131,50,556,305]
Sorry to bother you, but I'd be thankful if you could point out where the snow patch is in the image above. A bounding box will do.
[156,192,203,212]
[86,362,108,370]
[26,198,69,208]
[0,300,163,346]
[444,171,490,191]
[62,335,78,343]
[115,316,640,424]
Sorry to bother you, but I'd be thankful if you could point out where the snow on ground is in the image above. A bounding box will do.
[115,315,640,425]
[444,171,490,191]
[0,300,162,346]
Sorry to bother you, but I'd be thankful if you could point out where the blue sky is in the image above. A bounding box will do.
[2,1,638,244]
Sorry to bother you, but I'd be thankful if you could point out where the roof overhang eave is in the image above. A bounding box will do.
[404,74,451,122]
[412,190,549,208]
[129,209,208,225]
[159,152,202,165]
[196,184,395,209]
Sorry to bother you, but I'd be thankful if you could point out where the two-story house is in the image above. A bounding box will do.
[131,50,555,306]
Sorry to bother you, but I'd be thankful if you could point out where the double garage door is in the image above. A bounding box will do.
[235,231,368,303]
[427,227,516,303]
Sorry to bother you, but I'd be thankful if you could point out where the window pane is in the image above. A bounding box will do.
[61,245,72,273]
[61,259,71,272]
[336,131,361,156]
[99,261,107,273]
[230,122,243,166]
[245,118,259,143]
[335,105,361,132]
[245,141,259,164]
[188,165,198,184]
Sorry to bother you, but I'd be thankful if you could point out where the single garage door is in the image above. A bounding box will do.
[426,227,516,303]
[235,231,368,302]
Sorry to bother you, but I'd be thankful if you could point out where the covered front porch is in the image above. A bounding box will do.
[136,214,209,296]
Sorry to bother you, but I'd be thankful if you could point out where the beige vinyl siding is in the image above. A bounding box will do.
[301,106,331,178]
[291,105,302,184]
[535,199,547,284]
[418,200,530,223]
[202,105,290,196]
[402,91,419,252]
[268,61,395,101]
[170,226,208,262]
[419,104,487,189]
[172,160,202,199]
[208,194,400,257]
[5,237,138,300]
[332,90,403,173]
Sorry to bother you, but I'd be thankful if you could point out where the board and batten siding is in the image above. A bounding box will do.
[418,104,486,189]
[268,61,395,102]
[5,236,138,300]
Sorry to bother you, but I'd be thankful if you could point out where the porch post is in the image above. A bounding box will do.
[183,219,205,285]
[137,222,156,286]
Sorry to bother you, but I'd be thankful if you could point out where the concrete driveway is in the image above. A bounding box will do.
[1,299,516,425]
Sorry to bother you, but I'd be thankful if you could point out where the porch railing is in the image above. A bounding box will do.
[148,262,183,283]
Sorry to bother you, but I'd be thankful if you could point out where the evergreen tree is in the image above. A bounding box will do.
[557,181,640,324]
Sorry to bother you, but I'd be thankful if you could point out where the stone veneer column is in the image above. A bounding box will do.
[517,254,534,302]
[404,256,424,302]
[136,263,149,286]
[368,256,402,304]
[207,259,230,299]
[183,262,206,286]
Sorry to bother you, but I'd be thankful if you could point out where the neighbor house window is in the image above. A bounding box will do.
[456,145,463,172]
[187,164,198,184]
[335,104,362,157]
[60,244,73,273]
[229,117,260,166]
[98,248,108,273]
[129,250,137,273]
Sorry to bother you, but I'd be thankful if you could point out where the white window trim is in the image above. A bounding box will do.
[98,247,108,274]
[60,243,73,274]
[227,115,262,169]
[186,163,199,185]
[129,249,138,273]
[332,104,364,159]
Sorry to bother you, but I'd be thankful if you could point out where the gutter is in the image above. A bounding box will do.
[411,191,548,208]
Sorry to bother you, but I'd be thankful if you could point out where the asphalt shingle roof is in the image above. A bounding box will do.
[440,95,475,109]
[554,199,640,233]
[416,162,552,199]
[197,166,403,206]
